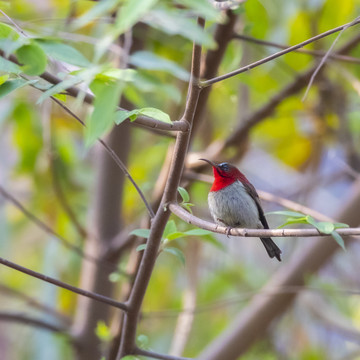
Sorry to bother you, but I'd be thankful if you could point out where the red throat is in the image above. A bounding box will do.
[210,166,250,192]
[209,168,232,191]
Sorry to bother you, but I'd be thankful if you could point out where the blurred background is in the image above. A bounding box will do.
[0,0,360,359]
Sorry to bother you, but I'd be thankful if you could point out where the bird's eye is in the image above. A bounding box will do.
[219,163,229,172]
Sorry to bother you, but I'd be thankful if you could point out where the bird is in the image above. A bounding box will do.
[200,159,282,261]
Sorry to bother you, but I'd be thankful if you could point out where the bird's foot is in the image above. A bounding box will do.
[225,226,232,238]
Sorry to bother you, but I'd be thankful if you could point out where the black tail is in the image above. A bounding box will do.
[260,237,282,261]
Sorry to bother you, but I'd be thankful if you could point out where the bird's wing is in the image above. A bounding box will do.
[243,182,270,229]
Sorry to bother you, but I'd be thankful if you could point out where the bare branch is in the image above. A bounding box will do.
[0,255,128,311]
[302,15,360,101]
[169,202,359,238]
[0,185,96,263]
[0,311,69,335]
[233,33,360,64]
[201,18,360,87]
[135,347,192,360]
[116,18,205,359]
[0,283,71,325]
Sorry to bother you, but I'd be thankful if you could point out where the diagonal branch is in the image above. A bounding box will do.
[135,347,192,360]
[0,256,128,311]
[116,18,204,359]
[0,312,69,335]
[233,33,360,64]
[0,50,188,132]
[169,202,360,238]
[201,18,360,87]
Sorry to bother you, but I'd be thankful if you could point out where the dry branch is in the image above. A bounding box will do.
[201,18,360,87]
[116,18,204,359]
[0,256,128,311]
[169,202,359,238]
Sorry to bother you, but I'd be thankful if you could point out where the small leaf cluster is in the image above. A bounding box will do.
[177,186,195,213]
[130,220,217,266]
[269,210,349,250]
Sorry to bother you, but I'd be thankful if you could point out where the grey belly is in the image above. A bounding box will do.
[208,182,262,229]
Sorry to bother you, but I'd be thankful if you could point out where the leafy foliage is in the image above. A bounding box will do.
[268,210,349,250]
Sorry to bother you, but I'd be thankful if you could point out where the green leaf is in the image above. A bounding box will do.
[267,210,306,218]
[313,221,335,234]
[178,186,190,203]
[163,247,185,266]
[184,228,213,236]
[72,0,121,29]
[136,244,147,252]
[15,42,47,76]
[131,71,182,103]
[202,234,226,251]
[101,68,137,81]
[181,202,194,214]
[334,222,349,229]
[174,0,220,21]
[95,321,112,342]
[0,23,19,39]
[277,217,308,228]
[130,51,190,81]
[0,56,21,74]
[166,232,186,241]
[138,107,172,124]
[0,78,37,99]
[37,76,80,104]
[136,334,149,348]
[130,229,150,238]
[114,107,172,125]
[115,0,158,35]
[36,39,90,67]
[114,109,139,125]
[144,9,215,48]
[331,231,346,251]
[163,220,177,239]
[304,215,317,227]
[85,78,123,147]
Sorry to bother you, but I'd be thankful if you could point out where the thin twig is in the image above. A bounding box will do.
[302,15,360,101]
[201,18,360,87]
[0,185,94,261]
[0,9,28,37]
[135,347,192,360]
[233,33,360,64]
[0,256,128,311]
[169,202,360,238]
[50,96,155,219]
[0,312,69,334]
[0,283,71,325]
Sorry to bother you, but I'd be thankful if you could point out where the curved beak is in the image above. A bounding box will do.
[199,158,218,168]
